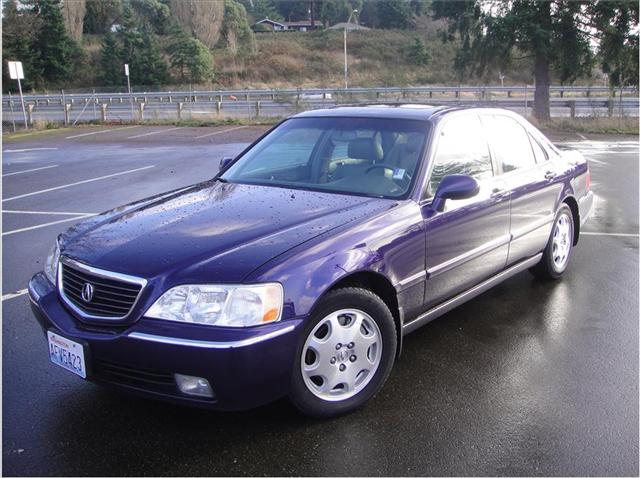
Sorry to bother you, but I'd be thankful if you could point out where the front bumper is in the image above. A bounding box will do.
[29,272,305,410]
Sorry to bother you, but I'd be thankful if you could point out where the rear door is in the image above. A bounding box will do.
[420,113,511,309]
[483,114,563,265]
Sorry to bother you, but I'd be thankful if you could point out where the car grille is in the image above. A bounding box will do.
[60,261,143,319]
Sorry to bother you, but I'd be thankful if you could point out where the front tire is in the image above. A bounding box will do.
[289,287,397,418]
[530,204,574,279]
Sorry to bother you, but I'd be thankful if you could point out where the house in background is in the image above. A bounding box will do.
[252,18,321,32]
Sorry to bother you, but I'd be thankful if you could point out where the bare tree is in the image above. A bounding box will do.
[169,0,225,48]
[62,0,86,41]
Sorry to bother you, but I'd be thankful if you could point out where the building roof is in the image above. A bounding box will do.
[327,22,370,31]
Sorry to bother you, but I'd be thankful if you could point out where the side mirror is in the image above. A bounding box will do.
[219,157,234,172]
[432,174,480,212]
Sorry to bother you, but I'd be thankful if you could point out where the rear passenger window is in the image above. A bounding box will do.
[427,114,493,197]
[529,135,548,163]
[487,115,536,173]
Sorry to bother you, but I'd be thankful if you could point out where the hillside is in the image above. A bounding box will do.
[78,27,541,92]
[208,29,538,90]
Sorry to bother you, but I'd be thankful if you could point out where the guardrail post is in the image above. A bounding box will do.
[245,93,250,101]
[272,93,276,100]
[27,104,35,125]
[607,98,614,117]
[118,97,123,103]
[101,104,108,122]
[138,102,145,120]
[585,89,590,98]
[559,90,564,98]
[255,100,261,118]
[429,91,433,98]
[64,103,71,125]
[216,101,222,116]
[402,90,407,99]
[177,102,184,120]
[569,100,576,118]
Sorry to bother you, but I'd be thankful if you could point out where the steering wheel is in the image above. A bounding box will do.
[365,163,412,188]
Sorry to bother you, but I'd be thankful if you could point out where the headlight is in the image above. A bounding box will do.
[145,283,283,327]
[44,240,61,284]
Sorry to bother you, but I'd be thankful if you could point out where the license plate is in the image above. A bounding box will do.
[47,331,87,379]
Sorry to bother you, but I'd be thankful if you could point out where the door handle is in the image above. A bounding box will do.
[491,187,508,198]
[544,170,556,180]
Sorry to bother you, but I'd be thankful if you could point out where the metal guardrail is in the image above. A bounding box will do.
[3,85,638,106]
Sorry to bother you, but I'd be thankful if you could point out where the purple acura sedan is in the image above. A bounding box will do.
[29,105,593,417]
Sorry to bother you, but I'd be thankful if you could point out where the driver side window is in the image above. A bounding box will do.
[426,115,493,198]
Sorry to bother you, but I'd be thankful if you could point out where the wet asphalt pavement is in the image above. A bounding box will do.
[2,126,638,476]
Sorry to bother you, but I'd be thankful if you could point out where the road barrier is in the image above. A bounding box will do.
[3,85,638,129]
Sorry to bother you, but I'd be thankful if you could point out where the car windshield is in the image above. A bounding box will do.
[221,117,429,199]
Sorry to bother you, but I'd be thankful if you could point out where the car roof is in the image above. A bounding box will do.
[293,104,521,122]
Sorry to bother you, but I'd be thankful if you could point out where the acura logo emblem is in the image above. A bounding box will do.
[81,283,94,302]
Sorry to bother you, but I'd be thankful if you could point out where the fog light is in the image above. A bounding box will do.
[174,374,214,398]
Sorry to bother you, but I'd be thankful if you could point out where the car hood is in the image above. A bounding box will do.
[60,180,393,283]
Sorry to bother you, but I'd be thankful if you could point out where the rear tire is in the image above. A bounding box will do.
[529,204,574,280]
[289,287,397,418]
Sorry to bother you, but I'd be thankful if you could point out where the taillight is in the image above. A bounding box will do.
[585,165,591,192]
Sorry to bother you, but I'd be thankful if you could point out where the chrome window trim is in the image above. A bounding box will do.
[58,256,147,322]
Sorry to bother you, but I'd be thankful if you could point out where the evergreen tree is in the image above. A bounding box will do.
[241,0,283,21]
[407,37,431,66]
[131,24,169,86]
[100,32,123,87]
[2,0,42,90]
[320,0,351,26]
[432,0,638,120]
[168,25,214,83]
[30,0,79,84]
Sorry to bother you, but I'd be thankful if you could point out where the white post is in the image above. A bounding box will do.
[344,28,348,90]
[343,9,357,90]
[125,64,133,120]
[16,76,28,129]
[8,91,17,133]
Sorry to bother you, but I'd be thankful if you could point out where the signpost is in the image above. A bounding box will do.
[8,60,28,129]
[125,63,133,119]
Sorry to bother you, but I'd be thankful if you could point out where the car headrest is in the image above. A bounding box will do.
[348,138,377,162]
[405,133,423,154]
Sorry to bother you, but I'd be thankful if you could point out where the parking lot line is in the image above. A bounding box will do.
[3,165,59,177]
[65,125,140,139]
[127,127,184,139]
[194,125,247,139]
[2,209,97,216]
[4,148,59,153]
[2,213,96,236]
[582,231,639,237]
[2,289,27,301]
[2,165,155,203]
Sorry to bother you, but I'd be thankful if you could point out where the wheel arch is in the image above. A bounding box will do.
[562,195,580,245]
[310,270,403,358]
